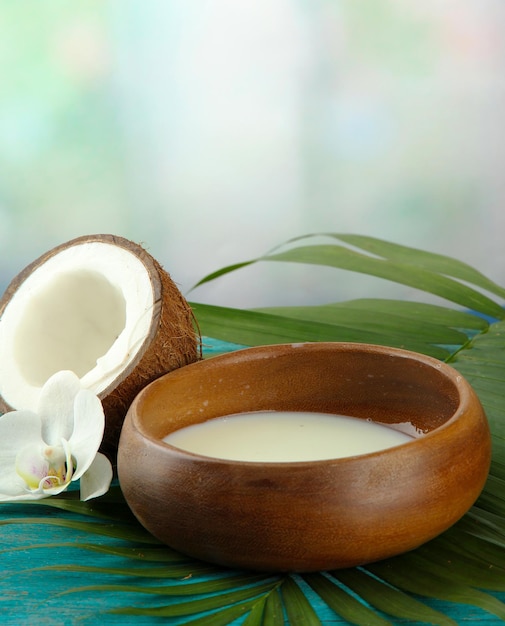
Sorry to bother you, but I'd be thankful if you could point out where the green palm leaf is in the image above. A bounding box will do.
[54,574,277,599]
[368,556,505,621]
[191,233,505,319]
[329,569,457,626]
[3,232,505,624]
[109,581,280,617]
[191,299,486,360]
[303,572,393,626]
[280,576,322,626]
[25,561,221,579]
[181,601,262,626]
[242,598,270,626]
[316,233,505,300]
[1,541,186,562]
[189,233,505,623]
[0,516,158,543]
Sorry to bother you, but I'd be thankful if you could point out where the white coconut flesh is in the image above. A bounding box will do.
[0,241,155,412]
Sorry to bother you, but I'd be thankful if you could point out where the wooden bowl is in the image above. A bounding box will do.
[117,342,491,572]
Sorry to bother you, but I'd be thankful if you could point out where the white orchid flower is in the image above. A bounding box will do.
[0,370,113,502]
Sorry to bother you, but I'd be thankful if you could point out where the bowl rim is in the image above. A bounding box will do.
[124,341,483,468]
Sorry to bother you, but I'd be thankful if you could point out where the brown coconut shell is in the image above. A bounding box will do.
[0,234,201,456]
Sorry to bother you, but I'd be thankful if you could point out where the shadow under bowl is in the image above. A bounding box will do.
[117,342,491,572]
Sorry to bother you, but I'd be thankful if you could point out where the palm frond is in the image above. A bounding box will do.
[328,569,457,626]
[279,576,323,626]
[192,233,505,318]
[3,233,505,624]
[109,581,280,618]
[302,573,393,626]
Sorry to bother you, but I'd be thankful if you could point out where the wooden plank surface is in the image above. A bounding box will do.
[1,508,504,626]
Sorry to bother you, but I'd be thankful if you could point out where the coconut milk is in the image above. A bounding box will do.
[162,411,414,462]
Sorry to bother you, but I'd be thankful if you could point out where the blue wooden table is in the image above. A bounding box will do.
[1,339,504,625]
[1,503,504,625]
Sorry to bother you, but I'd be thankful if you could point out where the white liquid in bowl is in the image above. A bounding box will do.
[163,411,415,462]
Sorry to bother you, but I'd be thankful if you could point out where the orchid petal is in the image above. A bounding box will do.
[0,461,32,501]
[0,411,43,502]
[32,479,72,498]
[0,483,48,502]
[79,453,113,501]
[38,370,81,445]
[0,410,42,462]
[0,410,43,499]
[0,371,111,502]
[16,443,49,489]
[69,388,106,481]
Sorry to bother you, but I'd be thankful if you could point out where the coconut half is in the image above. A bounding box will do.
[0,234,200,451]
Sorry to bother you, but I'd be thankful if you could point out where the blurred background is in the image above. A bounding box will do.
[1,0,504,307]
